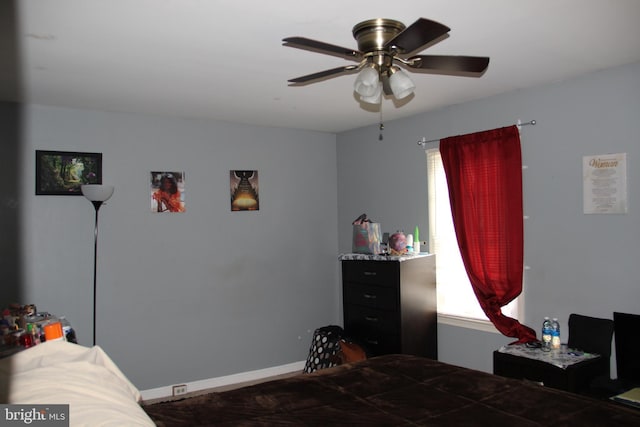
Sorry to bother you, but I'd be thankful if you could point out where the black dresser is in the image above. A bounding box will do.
[341,254,437,359]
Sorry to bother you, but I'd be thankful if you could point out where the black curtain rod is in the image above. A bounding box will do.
[417,119,536,147]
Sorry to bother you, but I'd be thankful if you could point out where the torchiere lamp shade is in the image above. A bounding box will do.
[81,184,114,202]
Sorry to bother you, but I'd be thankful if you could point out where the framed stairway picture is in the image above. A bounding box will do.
[230,170,259,211]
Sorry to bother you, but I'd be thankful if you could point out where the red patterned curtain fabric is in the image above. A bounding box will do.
[440,125,536,343]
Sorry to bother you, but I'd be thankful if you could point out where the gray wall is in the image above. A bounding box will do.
[2,61,638,389]
[337,61,640,372]
[2,105,339,389]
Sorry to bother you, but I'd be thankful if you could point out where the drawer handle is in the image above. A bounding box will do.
[365,316,379,322]
[365,339,379,345]
[363,271,377,276]
[363,293,377,300]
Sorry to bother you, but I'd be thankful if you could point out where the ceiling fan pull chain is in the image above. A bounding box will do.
[378,103,384,141]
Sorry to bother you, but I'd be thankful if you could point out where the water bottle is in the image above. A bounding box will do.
[541,317,552,352]
[551,317,561,350]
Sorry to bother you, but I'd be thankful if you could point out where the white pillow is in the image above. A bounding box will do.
[0,341,155,426]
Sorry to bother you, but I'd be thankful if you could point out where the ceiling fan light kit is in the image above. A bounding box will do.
[388,67,415,100]
[283,17,489,106]
[353,64,380,97]
[360,81,383,104]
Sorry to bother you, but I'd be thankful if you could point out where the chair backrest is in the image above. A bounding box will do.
[567,313,614,360]
[613,312,640,383]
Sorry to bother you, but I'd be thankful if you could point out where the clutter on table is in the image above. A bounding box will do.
[1,303,77,358]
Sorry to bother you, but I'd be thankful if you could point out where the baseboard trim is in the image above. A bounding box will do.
[140,360,306,401]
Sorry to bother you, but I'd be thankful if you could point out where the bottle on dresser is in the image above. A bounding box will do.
[541,317,552,352]
[551,318,561,350]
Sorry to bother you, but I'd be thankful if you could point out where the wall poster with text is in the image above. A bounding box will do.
[583,153,627,214]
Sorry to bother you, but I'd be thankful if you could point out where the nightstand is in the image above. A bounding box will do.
[493,344,608,394]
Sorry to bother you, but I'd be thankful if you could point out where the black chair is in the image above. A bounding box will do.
[613,312,640,389]
[566,313,615,396]
[583,312,640,399]
[568,313,615,376]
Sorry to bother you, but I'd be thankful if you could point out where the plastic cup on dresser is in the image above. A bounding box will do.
[43,321,65,342]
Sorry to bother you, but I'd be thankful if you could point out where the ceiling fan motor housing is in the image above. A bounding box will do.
[353,19,405,76]
[352,19,406,52]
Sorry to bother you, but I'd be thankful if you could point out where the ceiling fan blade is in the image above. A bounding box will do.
[384,18,450,55]
[283,37,362,61]
[407,55,490,75]
[288,65,359,84]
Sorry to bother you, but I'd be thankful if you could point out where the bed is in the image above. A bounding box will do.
[144,353,640,426]
[2,342,639,426]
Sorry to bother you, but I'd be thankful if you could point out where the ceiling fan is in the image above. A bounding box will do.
[283,18,490,104]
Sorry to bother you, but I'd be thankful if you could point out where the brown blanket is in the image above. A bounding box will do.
[144,354,640,426]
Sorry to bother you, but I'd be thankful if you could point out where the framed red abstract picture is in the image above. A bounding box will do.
[150,171,186,213]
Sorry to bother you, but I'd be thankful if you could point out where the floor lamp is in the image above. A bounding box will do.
[80,184,114,346]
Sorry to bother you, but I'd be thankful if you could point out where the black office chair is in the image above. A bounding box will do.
[613,312,640,389]
[567,313,613,397]
[567,313,614,380]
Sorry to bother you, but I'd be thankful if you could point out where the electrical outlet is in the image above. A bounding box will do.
[172,384,188,396]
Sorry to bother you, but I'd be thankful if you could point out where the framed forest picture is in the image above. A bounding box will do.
[35,150,103,195]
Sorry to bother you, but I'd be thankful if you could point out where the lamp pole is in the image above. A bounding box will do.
[90,200,103,347]
[81,184,114,347]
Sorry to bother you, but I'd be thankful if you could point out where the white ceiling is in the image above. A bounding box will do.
[2,0,640,133]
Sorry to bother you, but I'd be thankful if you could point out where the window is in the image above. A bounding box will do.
[426,148,520,327]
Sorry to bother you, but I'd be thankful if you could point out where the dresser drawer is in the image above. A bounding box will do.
[344,305,400,355]
[344,304,398,335]
[355,333,400,356]
[342,261,398,286]
[343,282,398,310]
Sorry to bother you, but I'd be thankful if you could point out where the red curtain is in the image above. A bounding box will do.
[440,125,536,343]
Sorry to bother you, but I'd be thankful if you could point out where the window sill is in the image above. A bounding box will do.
[437,313,500,334]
